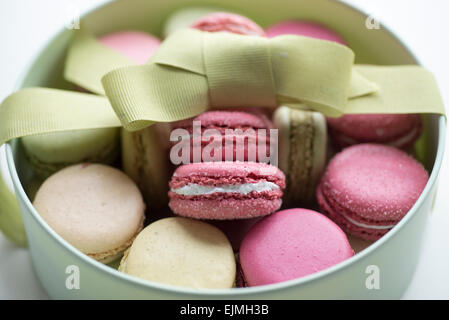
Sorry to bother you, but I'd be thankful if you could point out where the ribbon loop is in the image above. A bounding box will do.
[203,31,277,108]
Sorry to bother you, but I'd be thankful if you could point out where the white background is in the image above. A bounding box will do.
[0,0,448,299]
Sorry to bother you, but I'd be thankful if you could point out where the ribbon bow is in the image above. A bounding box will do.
[0,27,445,146]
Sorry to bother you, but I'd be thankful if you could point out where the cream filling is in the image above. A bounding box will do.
[341,213,395,230]
[171,181,279,196]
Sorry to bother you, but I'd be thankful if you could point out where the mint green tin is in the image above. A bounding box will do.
[4,0,446,299]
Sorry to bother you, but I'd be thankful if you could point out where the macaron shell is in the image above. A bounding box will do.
[121,125,170,211]
[327,114,422,148]
[266,20,347,45]
[119,217,236,289]
[192,12,266,36]
[240,209,353,286]
[171,111,274,163]
[321,144,428,221]
[172,161,285,181]
[316,184,388,241]
[316,144,428,240]
[163,7,223,37]
[33,164,145,259]
[98,31,161,64]
[169,197,282,220]
[187,111,271,129]
[22,128,120,179]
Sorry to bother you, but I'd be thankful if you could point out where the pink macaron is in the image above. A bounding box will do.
[170,111,274,163]
[240,208,354,286]
[191,12,266,36]
[266,20,347,45]
[316,144,429,240]
[98,31,161,64]
[326,114,423,149]
[168,161,285,220]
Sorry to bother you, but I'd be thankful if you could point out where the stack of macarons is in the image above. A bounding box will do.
[27,8,429,291]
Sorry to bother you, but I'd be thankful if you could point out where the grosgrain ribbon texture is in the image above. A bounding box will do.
[0,27,445,146]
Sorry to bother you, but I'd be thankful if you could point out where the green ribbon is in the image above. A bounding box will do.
[0,28,445,146]
[0,170,26,246]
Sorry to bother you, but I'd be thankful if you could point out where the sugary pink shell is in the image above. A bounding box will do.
[327,114,422,147]
[192,12,266,36]
[98,31,161,64]
[169,198,282,220]
[240,209,354,286]
[319,144,428,222]
[316,184,388,241]
[266,20,346,45]
[188,111,271,129]
[172,161,285,182]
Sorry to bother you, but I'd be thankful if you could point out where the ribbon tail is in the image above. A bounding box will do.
[0,88,121,146]
[0,168,27,247]
[64,27,134,95]
[345,65,446,115]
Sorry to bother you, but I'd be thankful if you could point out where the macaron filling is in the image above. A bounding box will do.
[171,181,280,196]
[339,211,395,230]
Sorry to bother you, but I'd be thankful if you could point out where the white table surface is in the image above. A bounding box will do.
[1,0,448,300]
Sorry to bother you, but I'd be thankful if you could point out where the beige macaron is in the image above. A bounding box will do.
[33,163,145,263]
[119,217,236,289]
[121,124,170,213]
[273,106,327,206]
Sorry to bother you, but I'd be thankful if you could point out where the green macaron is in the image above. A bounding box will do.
[273,106,327,207]
[21,128,120,179]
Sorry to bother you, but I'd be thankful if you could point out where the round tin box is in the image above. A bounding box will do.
[4,0,446,299]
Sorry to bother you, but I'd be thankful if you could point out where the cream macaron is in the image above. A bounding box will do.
[33,164,145,263]
[119,217,236,289]
[273,106,327,206]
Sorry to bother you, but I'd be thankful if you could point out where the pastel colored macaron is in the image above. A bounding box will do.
[170,110,273,163]
[119,217,236,289]
[316,144,429,240]
[122,124,171,212]
[273,106,327,206]
[163,7,222,37]
[326,114,423,149]
[21,128,120,179]
[266,20,347,45]
[192,12,266,36]
[169,161,285,220]
[33,164,145,263]
[240,208,354,286]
